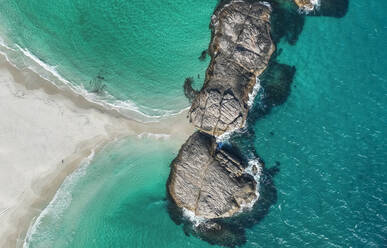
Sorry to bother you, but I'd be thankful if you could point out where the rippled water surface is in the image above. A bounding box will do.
[4,0,385,247]
[0,0,214,115]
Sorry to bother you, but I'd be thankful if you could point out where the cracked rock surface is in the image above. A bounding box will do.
[167,131,257,219]
[167,0,271,220]
[189,0,275,136]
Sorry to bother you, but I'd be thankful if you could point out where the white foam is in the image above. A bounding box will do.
[0,36,16,51]
[0,38,189,122]
[311,0,321,7]
[0,50,12,63]
[245,158,263,186]
[247,77,262,108]
[16,45,72,86]
[23,150,95,248]
[216,130,233,143]
[259,1,272,11]
[216,126,250,147]
[297,0,321,14]
[182,208,206,227]
[137,132,170,140]
[16,45,176,121]
[240,158,263,210]
[181,157,264,223]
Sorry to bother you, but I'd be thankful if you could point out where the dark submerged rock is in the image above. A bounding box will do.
[183,77,198,103]
[198,49,208,61]
[245,45,297,124]
[169,0,350,244]
[167,131,257,219]
[268,0,306,45]
[309,0,349,18]
[261,61,296,107]
[189,1,275,136]
[167,164,280,247]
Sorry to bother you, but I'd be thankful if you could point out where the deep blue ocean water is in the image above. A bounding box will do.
[0,0,385,247]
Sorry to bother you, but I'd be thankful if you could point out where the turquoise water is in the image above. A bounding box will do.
[245,1,387,246]
[24,138,216,248]
[0,0,215,116]
[6,0,386,247]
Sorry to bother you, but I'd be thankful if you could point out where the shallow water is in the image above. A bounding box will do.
[0,0,215,116]
[6,0,386,247]
[24,137,216,248]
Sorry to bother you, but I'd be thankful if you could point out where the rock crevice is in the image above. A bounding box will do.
[168,0,274,220]
[168,132,257,219]
[189,0,275,137]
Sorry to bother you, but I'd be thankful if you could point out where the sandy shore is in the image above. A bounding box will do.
[0,54,194,247]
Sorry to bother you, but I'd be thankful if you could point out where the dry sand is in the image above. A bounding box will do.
[0,54,194,247]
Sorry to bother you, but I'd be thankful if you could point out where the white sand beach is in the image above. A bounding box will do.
[0,54,193,247]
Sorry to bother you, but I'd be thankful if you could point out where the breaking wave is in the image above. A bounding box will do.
[137,132,171,140]
[23,150,95,248]
[0,38,189,123]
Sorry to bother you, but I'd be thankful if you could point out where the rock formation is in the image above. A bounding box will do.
[167,0,347,245]
[167,131,257,219]
[167,0,273,220]
[188,1,275,137]
[293,0,319,12]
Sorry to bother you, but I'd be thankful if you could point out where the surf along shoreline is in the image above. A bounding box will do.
[0,0,338,246]
[0,41,194,247]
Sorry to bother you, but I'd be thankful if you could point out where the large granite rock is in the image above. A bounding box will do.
[189,1,275,137]
[167,131,257,219]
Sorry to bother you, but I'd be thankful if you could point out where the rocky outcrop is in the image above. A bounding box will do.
[166,0,346,245]
[167,131,257,219]
[293,0,319,12]
[189,1,275,137]
[167,0,273,221]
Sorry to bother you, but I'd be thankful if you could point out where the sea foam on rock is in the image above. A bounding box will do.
[168,132,257,219]
[293,0,320,13]
[167,0,274,221]
[188,0,275,137]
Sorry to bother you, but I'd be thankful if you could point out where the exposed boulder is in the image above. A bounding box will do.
[189,1,275,136]
[293,0,319,12]
[167,131,257,219]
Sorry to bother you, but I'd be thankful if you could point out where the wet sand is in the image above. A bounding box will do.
[0,54,194,247]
